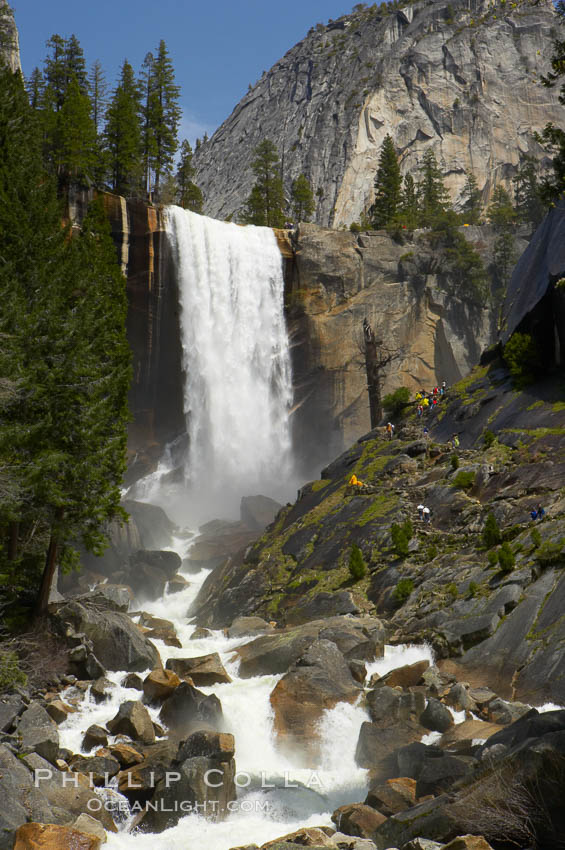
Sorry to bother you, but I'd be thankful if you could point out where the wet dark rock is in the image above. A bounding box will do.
[90,676,114,704]
[159,682,223,735]
[419,699,454,734]
[365,776,416,816]
[165,653,232,686]
[107,700,156,745]
[122,673,144,691]
[82,725,108,752]
[285,591,359,625]
[121,500,175,549]
[332,802,387,837]
[415,753,476,797]
[0,695,25,733]
[240,495,282,531]
[69,753,121,785]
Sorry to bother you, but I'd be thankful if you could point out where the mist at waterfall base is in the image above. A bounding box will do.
[131,207,299,526]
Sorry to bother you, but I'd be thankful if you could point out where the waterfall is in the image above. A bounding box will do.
[163,207,294,521]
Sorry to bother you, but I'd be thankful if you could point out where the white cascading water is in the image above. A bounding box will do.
[158,207,294,522]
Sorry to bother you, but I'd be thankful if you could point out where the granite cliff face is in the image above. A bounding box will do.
[0,1,20,73]
[194,0,562,227]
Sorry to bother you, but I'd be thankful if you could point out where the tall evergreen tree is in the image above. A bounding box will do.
[241,139,286,227]
[56,75,97,184]
[290,173,315,222]
[64,34,87,94]
[370,134,402,228]
[104,59,143,196]
[418,149,451,226]
[176,139,203,212]
[43,34,67,110]
[513,156,546,228]
[140,41,181,197]
[139,51,155,194]
[88,59,107,135]
[488,186,517,293]
[399,173,419,230]
[461,170,482,224]
[26,67,43,109]
[0,68,130,617]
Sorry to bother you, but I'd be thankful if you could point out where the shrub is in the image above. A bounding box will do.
[498,541,515,573]
[383,386,411,418]
[468,580,479,597]
[394,577,414,603]
[391,520,413,558]
[483,429,496,448]
[482,512,502,548]
[426,543,438,561]
[0,650,27,693]
[348,544,367,580]
[451,453,459,470]
[536,539,565,566]
[452,470,475,490]
[531,528,542,549]
[488,549,499,567]
[446,582,458,599]
[503,332,542,388]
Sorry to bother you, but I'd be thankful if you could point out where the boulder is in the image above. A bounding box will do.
[91,677,114,704]
[165,653,231,686]
[52,601,160,672]
[143,668,181,703]
[68,754,121,785]
[82,725,108,752]
[116,739,177,804]
[486,697,531,725]
[190,626,212,640]
[415,753,476,797]
[270,640,360,762]
[13,823,101,850]
[121,673,144,690]
[45,700,75,724]
[443,838,494,850]
[108,743,144,768]
[0,694,25,733]
[365,777,416,815]
[355,720,422,777]
[332,803,386,837]
[366,687,425,724]
[240,495,282,531]
[16,702,59,764]
[226,616,273,638]
[262,827,335,847]
[139,732,236,831]
[159,682,223,735]
[285,591,359,626]
[419,699,454,734]
[121,500,175,549]
[381,660,430,689]
[168,575,190,594]
[372,795,460,849]
[107,701,155,745]
[130,549,182,580]
[444,683,477,713]
[79,584,132,612]
[71,815,107,845]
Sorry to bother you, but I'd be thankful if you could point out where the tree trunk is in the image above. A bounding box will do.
[363,319,382,428]
[35,508,64,617]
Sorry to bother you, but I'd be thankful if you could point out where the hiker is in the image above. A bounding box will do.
[417,404,423,418]
[386,422,395,440]
[415,391,422,401]
[537,503,545,520]
[452,434,460,449]
[530,507,538,521]
[349,474,364,487]
[423,426,429,438]
[422,397,430,410]
[417,503,424,521]
[423,506,431,525]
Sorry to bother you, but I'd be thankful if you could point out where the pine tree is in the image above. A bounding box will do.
[43,34,67,110]
[88,59,107,135]
[141,41,181,197]
[0,68,130,617]
[399,173,419,230]
[64,34,87,94]
[241,139,286,227]
[513,156,546,228]
[104,59,143,196]
[418,149,451,227]
[176,139,203,212]
[370,134,402,228]
[57,75,97,184]
[348,544,367,580]
[461,170,482,224]
[290,173,315,222]
[488,185,517,294]
[139,51,156,195]
[26,67,43,109]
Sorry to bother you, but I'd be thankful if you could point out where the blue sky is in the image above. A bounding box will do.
[14,0,355,144]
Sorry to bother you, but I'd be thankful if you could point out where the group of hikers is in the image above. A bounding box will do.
[531,503,546,521]
[417,503,432,524]
[415,382,447,417]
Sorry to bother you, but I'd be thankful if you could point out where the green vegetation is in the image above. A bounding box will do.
[503,332,542,389]
[483,513,502,548]
[468,580,479,597]
[452,470,475,490]
[488,549,499,567]
[483,429,496,448]
[535,538,565,566]
[0,69,131,618]
[0,650,27,693]
[426,543,438,561]
[446,582,459,599]
[370,134,402,229]
[394,577,414,603]
[497,541,515,573]
[382,386,411,418]
[461,170,482,224]
[290,173,316,223]
[391,520,413,558]
[530,528,542,549]
[176,140,203,212]
[451,454,460,471]
[348,544,367,581]
[241,139,286,227]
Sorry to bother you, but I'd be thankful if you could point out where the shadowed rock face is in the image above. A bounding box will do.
[193,0,561,228]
